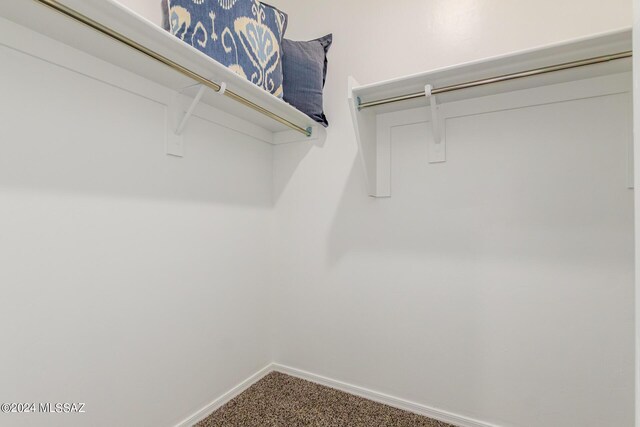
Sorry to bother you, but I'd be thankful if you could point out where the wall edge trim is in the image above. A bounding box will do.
[174,362,502,427]
[173,364,274,427]
[272,364,501,427]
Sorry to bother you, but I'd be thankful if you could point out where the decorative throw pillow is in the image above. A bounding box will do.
[282,35,332,127]
[164,0,288,98]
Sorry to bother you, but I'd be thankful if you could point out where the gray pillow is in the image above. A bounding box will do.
[282,34,332,127]
[161,0,169,31]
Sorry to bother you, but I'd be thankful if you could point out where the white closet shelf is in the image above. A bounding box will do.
[348,29,632,197]
[0,0,320,145]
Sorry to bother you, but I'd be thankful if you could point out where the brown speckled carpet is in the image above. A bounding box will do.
[195,372,456,427]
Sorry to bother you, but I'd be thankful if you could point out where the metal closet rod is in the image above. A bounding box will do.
[358,50,633,110]
[34,0,313,137]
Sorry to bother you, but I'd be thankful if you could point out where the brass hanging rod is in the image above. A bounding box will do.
[33,0,313,137]
[358,51,632,110]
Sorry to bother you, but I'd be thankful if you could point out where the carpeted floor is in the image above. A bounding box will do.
[195,371,456,427]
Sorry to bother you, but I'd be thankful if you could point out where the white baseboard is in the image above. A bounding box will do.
[173,364,273,427]
[174,362,500,427]
[272,364,500,427]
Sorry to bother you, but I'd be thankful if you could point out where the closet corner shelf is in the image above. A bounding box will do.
[348,29,632,198]
[0,0,320,146]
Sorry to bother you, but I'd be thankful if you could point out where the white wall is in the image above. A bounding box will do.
[0,18,274,427]
[270,0,635,426]
[119,0,163,27]
[634,0,640,425]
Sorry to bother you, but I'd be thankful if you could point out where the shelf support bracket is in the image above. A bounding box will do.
[425,84,446,163]
[174,84,207,136]
[166,82,226,157]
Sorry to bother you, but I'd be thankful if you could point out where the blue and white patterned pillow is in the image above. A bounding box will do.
[165,0,288,98]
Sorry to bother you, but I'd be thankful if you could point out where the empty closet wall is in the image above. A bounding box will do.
[0,17,274,427]
[634,1,640,426]
[271,1,635,426]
